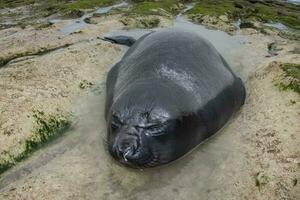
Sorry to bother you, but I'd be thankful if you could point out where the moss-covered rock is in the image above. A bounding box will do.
[278,31,300,41]
[0,0,35,9]
[0,109,71,174]
[0,0,118,26]
[137,16,160,28]
[240,21,256,29]
[188,13,237,32]
[187,0,236,17]
[120,16,161,29]
[61,0,119,11]
[33,21,53,30]
[255,172,269,191]
[118,0,186,17]
[79,80,94,89]
[186,0,300,30]
[277,63,300,95]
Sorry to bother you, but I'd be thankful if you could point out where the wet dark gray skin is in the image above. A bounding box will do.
[105,28,246,168]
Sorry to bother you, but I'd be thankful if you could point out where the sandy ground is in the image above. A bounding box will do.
[0,15,125,154]
[0,11,299,200]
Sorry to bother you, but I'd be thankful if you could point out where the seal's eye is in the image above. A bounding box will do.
[111,115,122,131]
[111,121,120,130]
[144,124,167,137]
[144,120,176,137]
[147,124,163,132]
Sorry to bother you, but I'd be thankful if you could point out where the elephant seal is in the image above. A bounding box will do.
[105,28,245,168]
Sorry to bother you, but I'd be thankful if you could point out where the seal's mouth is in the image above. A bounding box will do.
[108,136,161,168]
[111,141,157,168]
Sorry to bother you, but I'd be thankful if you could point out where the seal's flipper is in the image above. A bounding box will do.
[103,35,136,47]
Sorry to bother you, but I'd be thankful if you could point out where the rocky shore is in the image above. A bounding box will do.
[0,1,299,199]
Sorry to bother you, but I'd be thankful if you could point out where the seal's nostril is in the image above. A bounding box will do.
[123,147,133,162]
[114,138,138,161]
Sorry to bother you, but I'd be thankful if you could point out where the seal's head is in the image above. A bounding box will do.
[106,82,194,168]
[107,106,179,168]
[106,81,202,168]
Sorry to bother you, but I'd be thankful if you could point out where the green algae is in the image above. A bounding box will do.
[61,0,119,11]
[255,172,269,191]
[186,0,300,30]
[187,0,236,16]
[1,1,300,29]
[0,0,35,9]
[119,15,161,29]
[119,0,185,17]
[79,80,94,89]
[137,16,160,28]
[0,109,71,175]
[277,63,300,95]
[0,0,118,21]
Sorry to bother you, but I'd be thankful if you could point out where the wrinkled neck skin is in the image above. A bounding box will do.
[106,82,204,168]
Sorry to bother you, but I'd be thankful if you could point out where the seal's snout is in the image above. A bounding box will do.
[109,125,154,167]
[115,133,139,161]
[111,125,142,164]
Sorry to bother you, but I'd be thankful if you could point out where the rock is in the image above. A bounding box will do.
[119,16,160,29]
[202,15,218,25]
[178,3,185,9]
[189,14,237,33]
[92,13,103,17]
[267,42,283,57]
[84,17,98,24]
[240,21,256,29]
[234,2,244,9]
[65,9,84,18]
[248,0,261,3]
[190,14,204,23]
[240,28,259,35]
[137,17,160,28]
[219,15,229,23]
[289,47,300,54]
[119,17,134,26]
[170,4,180,12]
[70,30,83,34]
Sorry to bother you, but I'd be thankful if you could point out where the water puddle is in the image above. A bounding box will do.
[264,22,289,31]
[284,0,300,5]
[233,19,241,29]
[51,2,128,34]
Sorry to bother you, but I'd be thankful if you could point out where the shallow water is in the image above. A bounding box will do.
[57,2,128,34]
[264,22,289,31]
[284,0,300,5]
